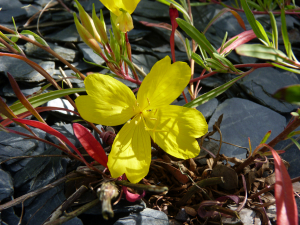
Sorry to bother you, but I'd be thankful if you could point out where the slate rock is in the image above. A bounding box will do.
[1,208,20,225]
[128,29,151,41]
[133,16,186,52]
[1,83,41,98]
[208,98,286,159]
[79,0,104,12]
[46,124,81,148]
[0,127,46,172]
[21,185,83,225]
[114,208,169,225]
[0,169,13,201]
[134,0,170,19]
[131,44,153,54]
[51,11,74,22]
[24,42,79,62]
[132,54,158,75]
[77,43,105,65]
[0,56,55,83]
[0,0,27,23]
[45,24,82,42]
[238,67,299,113]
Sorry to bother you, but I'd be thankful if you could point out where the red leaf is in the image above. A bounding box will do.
[229,10,246,31]
[13,118,89,166]
[161,164,190,184]
[219,30,256,54]
[169,4,179,62]
[268,144,298,225]
[73,123,108,167]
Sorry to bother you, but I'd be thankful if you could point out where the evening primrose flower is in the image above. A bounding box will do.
[100,0,140,32]
[75,56,208,183]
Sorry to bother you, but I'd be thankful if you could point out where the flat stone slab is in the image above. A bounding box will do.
[0,0,27,23]
[239,67,299,113]
[24,42,79,62]
[208,98,286,159]
[45,24,82,42]
[0,56,55,83]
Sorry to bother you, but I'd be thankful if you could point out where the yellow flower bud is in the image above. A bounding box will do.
[73,13,103,55]
[115,10,134,33]
[92,7,109,44]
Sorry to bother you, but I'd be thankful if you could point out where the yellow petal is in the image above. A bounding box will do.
[137,56,191,111]
[75,74,138,126]
[100,0,140,16]
[115,10,134,32]
[143,105,208,159]
[107,114,151,183]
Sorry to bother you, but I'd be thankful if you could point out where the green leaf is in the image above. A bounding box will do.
[255,20,271,46]
[281,8,291,59]
[82,58,109,69]
[21,30,49,47]
[213,53,239,72]
[206,58,227,71]
[185,38,192,60]
[235,44,288,62]
[269,12,278,49]
[272,84,300,105]
[8,88,86,116]
[241,0,264,41]
[260,130,271,144]
[184,72,249,108]
[246,0,264,11]
[270,63,300,74]
[176,18,217,58]
[191,53,209,70]
[289,137,300,150]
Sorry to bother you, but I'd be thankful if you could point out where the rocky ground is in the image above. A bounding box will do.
[0,0,300,224]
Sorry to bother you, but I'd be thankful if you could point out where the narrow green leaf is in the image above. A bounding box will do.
[280,8,291,59]
[269,12,278,49]
[82,58,109,69]
[260,130,271,144]
[206,58,227,71]
[289,137,300,150]
[255,20,271,46]
[9,88,86,116]
[286,130,300,139]
[240,0,264,40]
[246,0,264,11]
[21,30,49,47]
[270,63,300,74]
[236,44,288,62]
[176,18,217,58]
[213,53,238,72]
[203,8,231,34]
[185,38,192,59]
[191,53,209,70]
[184,71,250,108]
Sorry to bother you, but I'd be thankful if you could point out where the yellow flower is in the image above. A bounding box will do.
[75,56,208,183]
[100,0,140,32]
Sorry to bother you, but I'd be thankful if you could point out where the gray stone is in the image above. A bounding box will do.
[79,0,104,12]
[208,98,286,159]
[134,0,170,19]
[238,67,299,113]
[132,54,158,75]
[24,42,79,62]
[0,169,13,201]
[46,124,81,148]
[51,11,74,22]
[0,56,55,83]
[128,29,151,41]
[114,208,169,225]
[1,208,20,225]
[77,43,105,65]
[45,24,82,42]
[133,16,186,52]
[0,129,46,172]
[1,84,41,98]
[0,0,27,23]
[131,44,153,54]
